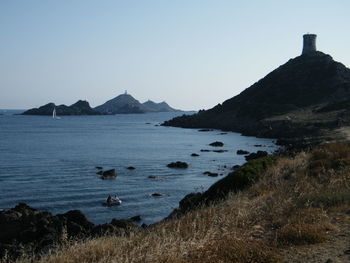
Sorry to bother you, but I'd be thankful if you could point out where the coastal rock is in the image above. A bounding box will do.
[237,150,250,155]
[167,161,188,168]
[209,141,224,147]
[148,175,157,179]
[245,151,268,161]
[126,166,136,170]
[191,153,200,157]
[200,149,211,152]
[100,169,117,179]
[0,203,139,261]
[95,166,103,170]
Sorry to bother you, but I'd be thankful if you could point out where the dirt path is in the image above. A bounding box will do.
[282,207,350,263]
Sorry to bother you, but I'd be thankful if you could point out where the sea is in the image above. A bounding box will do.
[0,110,276,225]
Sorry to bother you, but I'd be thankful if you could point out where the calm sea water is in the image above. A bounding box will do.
[0,110,276,224]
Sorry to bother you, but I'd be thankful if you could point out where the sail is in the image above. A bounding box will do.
[53,108,56,119]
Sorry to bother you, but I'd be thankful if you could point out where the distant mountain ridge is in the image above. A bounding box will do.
[22,93,179,115]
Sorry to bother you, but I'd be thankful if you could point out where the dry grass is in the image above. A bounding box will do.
[8,142,350,263]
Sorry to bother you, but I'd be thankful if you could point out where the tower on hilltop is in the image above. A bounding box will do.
[302,34,317,55]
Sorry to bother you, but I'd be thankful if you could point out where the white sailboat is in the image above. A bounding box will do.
[52,107,61,120]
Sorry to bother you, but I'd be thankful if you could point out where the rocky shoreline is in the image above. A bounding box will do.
[0,203,140,260]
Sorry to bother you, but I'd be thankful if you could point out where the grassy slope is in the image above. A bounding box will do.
[9,143,350,263]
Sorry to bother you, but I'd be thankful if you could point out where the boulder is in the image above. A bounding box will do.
[167,161,188,168]
[209,141,224,147]
[236,150,250,155]
[95,166,103,170]
[191,153,200,157]
[200,149,211,152]
[100,169,117,179]
[126,166,136,170]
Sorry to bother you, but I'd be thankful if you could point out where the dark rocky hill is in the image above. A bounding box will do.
[94,93,146,114]
[94,93,179,114]
[22,100,100,115]
[163,52,350,139]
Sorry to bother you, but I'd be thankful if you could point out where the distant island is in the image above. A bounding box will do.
[21,92,180,115]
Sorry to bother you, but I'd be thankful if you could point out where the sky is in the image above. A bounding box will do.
[1,0,350,110]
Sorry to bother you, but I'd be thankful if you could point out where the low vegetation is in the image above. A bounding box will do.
[6,142,350,263]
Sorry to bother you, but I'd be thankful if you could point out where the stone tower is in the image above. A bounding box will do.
[302,34,317,55]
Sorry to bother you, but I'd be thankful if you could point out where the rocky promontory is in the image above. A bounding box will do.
[163,52,350,141]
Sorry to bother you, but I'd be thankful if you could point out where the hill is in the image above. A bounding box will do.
[163,52,350,139]
[142,100,179,112]
[94,93,179,114]
[22,100,100,116]
[94,93,146,114]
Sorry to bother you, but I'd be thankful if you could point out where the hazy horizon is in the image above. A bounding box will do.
[1,1,350,110]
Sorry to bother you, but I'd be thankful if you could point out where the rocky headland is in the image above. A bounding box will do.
[163,51,350,147]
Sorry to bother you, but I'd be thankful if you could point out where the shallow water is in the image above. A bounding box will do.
[0,111,276,224]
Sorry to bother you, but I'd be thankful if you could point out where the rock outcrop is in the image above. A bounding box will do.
[0,203,138,260]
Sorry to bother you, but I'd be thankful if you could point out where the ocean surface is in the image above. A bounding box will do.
[0,110,276,224]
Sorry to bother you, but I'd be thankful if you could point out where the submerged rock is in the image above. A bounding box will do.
[100,169,117,179]
[191,153,200,157]
[167,161,188,168]
[151,193,164,197]
[209,141,224,147]
[126,166,136,170]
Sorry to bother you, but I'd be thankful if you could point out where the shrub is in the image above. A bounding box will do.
[309,142,350,176]
[277,223,326,246]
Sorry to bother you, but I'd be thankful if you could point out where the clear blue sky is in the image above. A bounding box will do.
[1,0,349,110]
